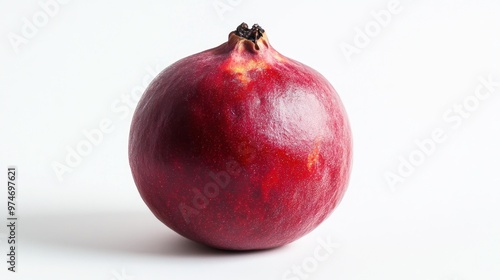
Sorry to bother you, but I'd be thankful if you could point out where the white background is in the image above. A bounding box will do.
[1,0,500,279]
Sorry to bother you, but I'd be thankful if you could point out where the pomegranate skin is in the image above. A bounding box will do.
[129,24,352,250]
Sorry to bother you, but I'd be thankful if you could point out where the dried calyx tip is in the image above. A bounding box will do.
[235,23,265,43]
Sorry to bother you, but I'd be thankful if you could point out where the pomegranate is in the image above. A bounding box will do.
[129,23,352,250]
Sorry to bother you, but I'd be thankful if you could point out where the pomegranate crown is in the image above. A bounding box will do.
[234,23,265,43]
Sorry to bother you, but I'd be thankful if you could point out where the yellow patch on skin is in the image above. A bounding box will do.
[226,58,269,84]
[307,139,321,171]
[235,72,250,84]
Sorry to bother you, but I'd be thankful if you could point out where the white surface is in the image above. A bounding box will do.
[1,0,500,279]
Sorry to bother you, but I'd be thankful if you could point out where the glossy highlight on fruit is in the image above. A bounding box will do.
[129,23,352,250]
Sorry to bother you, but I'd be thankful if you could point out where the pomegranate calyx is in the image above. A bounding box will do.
[234,22,265,50]
[235,23,265,42]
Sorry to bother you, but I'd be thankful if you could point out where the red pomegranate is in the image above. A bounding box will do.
[129,23,352,250]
